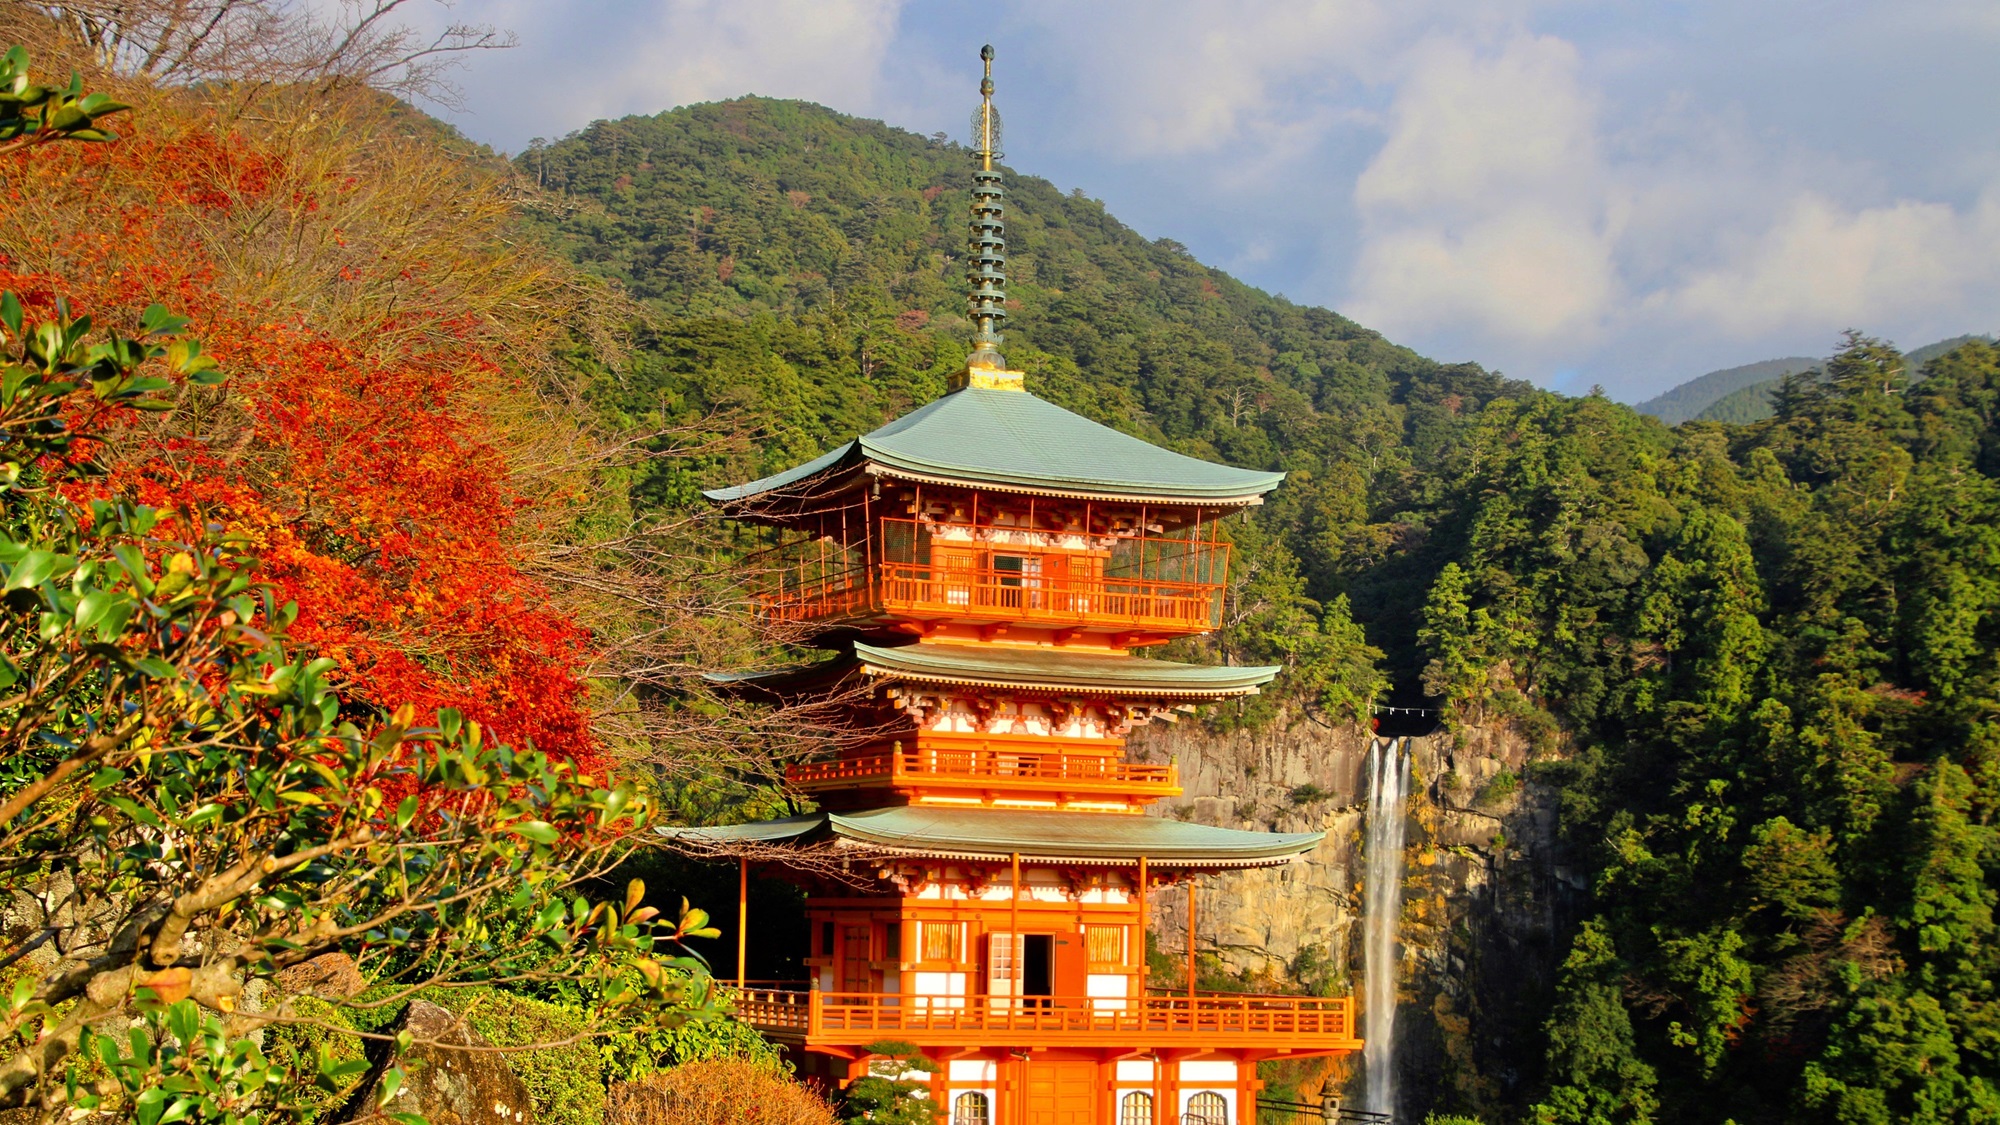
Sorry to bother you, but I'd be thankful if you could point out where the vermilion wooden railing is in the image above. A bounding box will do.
[785,747,1178,790]
[759,563,1227,630]
[726,989,1358,1045]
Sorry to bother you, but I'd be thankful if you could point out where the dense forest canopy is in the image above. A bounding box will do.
[522,96,1536,713]
[524,97,2000,1125]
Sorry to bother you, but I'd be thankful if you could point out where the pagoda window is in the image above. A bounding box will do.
[920,920,964,964]
[819,921,835,958]
[1184,1092,1228,1125]
[1119,1092,1153,1125]
[953,1092,991,1125]
[1085,924,1127,967]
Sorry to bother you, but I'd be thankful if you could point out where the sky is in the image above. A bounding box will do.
[396,0,2000,401]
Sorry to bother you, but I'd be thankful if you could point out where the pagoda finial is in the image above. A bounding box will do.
[955,43,1023,392]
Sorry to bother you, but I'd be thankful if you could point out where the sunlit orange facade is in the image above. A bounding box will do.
[679,379,1361,1125]
[670,45,1359,1125]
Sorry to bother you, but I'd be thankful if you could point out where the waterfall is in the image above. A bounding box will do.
[1362,736,1410,1118]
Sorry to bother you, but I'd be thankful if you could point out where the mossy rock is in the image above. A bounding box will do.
[423,988,605,1125]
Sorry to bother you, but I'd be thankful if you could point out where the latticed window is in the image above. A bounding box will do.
[1086,924,1126,965]
[986,931,1017,988]
[921,921,962,963]
[1120,1091,1153,1125]
[1183,1091,1227,1125]
[953,1092,990,1125]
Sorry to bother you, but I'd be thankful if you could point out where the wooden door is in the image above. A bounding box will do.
[1024,1060,1097,1125]
[840,924,872,1000]
[1052,931,1088,1003]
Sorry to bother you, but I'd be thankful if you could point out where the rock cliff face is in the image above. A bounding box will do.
[1131,714,1581,1121]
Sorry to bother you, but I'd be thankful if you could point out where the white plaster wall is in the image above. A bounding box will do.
[949,1060,997,1083]
[1087,973,1130,1012]
[1180,1061,1237,1082]
[912,971,966,1008]
[1115,1060,1155,1082]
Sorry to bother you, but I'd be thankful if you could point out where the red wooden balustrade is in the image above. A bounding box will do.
[724,988,1359,1048]
[785,747,1178,790]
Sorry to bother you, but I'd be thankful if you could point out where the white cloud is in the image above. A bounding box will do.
[1662,191,2000,337]
[1340,24,2000,380]
[1346,34,1620,348]
[590,0,905,120]
[1021,0,1394,158]
[398,0,909,142]
[1353,206,1619,343]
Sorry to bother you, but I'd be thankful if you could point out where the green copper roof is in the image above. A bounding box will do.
[705,386,1284,505]
[706,640,1279,698]
[660,806,1324,868]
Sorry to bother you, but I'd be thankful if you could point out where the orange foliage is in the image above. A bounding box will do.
[0,95,599,769]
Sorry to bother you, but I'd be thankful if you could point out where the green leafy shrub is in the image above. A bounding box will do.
[840,1041,938,1125]
[1476,770,1520,804]
[258,996,368,1121]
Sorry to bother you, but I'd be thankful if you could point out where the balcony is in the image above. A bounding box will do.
[751,519,1230,637]
[729,988,1360,1053]
[785,741,1181,803]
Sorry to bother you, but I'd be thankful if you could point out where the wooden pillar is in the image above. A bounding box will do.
[1011,851,1022,1004]
[736,856,748,990]
[1187,878,1197,1000]
[1136,856,1149,997]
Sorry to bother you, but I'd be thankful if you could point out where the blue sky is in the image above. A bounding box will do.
[403,0,2000,400]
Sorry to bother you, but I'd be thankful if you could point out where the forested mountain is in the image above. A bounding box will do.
[519,98,2000,1124]
[1635,356,1818,423]
[1693,333,1996,424]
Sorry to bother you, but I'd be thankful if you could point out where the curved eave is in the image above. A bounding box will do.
[705,643,1281,701]
[700,441,861,506]
[825,838,1318,870]
[707,453,1278,512]
[858,446,1281,504]
[852,641,1280,698]
[701,387,1285,513]
[855,662,1270,699]
[657,808,1325,869]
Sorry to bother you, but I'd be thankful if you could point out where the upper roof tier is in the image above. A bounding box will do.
[705,383,1285,511]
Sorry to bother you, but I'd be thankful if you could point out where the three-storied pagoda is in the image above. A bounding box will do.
[670,47,1360,1125]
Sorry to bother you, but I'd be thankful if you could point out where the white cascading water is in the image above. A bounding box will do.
[1362,736,1410,1119]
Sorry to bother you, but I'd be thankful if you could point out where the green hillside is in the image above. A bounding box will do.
[522,97,1529,689]
[1693,374,1793,422]
[1635,356,1817,423]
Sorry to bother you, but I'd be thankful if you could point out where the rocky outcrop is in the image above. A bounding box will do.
[340,1000,535,1125]
[1132,714,1581,1122]
[1133,715,1373,985]
[276,952,367,1001]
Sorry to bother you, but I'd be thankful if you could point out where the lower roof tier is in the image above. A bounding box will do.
[658,805,1324,870]
[707,640,1280,700]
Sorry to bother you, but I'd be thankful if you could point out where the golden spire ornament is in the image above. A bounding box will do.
[955,43,1023,391]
